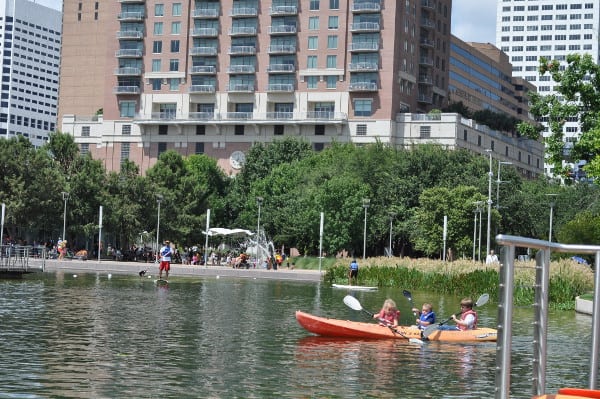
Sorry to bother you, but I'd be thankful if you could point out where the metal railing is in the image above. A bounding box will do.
[494,234,600,398]
[0,245,45,272]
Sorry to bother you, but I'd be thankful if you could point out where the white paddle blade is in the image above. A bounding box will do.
[343,295,363,311]
[409,338,424,345]
[476,293,490,307]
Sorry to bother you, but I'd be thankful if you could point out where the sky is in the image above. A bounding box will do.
[34,0,499,46]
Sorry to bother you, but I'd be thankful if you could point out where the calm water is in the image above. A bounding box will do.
[0,272,595,398]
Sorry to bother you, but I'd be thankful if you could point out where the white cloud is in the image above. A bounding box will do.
[451,0,497,44]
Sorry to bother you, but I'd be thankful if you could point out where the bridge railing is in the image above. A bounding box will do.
[494,234,600,399]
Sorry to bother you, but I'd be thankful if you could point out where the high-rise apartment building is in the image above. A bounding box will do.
[496,0,600,175]
[59,0,452,174]
[0,0,62,147]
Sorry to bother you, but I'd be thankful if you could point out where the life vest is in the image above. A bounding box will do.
[459,309,478,331]
[275,254,283,264]
[378,309,400,325]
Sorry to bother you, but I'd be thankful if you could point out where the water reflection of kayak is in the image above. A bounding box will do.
[295,310,497,342]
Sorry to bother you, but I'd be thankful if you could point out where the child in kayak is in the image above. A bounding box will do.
[412,303,436,329]
[451,297,478,330]
[374,299,400,327]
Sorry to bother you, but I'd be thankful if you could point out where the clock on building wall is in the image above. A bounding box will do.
[229,150,246,169]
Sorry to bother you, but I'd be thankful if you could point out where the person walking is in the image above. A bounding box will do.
[158,240,173,280]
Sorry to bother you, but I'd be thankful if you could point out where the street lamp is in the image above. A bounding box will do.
[485,149,493,260]
[473,201,484,262]
[61,191,69,241]
[155,194,163,262]
[256,197,263,265]
[362,198,370,260]
[547,194,558,242]
[388,211,396,258]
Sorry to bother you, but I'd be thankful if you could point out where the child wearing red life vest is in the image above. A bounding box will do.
[452,297,478,330]
[374,299,400,327]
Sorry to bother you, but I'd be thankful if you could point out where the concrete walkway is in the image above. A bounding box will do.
[28,258,324,283]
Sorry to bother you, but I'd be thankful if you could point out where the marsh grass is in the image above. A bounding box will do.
[322,257,594,309]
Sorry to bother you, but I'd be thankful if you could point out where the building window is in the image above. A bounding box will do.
[235,125,245,135]
[326,75,337,88]
[171,40,180,53]
[307,55,317,68]
[314,143,324,151]
[158,142,167,156]
[356,124,367,136]
[154,22,163,35]
[152,59,161,72]
[310,0,320,11]
[329,0,339,9]
[463,129,468,141]
[308,36,318,50]
[153,41,162,53]
[274,125,284,135]
[169,78,179,90]
[315,125,325,135]
[491,140,495,151]
[196,125,206,135]
[307,76,318,89]
[81,126,90,137]
[80,143,89,155]
[195,142,204,154]
[419,126,431,139]
[151,79,161,90]
[327,35,338,49]
[120,101,135,118]
[155,3,164,17]
[169,59,179,71]
[326,55,336,68]
[121,142,130,164]
[354,99,372,116]
[172,3,182,16]
[171,22,181,34]
[309,16,319,30]
[328,16,339,29]
[122,124,132,135]
[477,135,482,146]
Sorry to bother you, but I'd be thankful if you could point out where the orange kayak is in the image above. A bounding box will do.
[533,388,600,399]
[295,310,497,342]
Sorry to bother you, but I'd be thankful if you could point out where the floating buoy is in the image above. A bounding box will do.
[216,275,220,279]
[73,274,78,278]
[107,274,112,279]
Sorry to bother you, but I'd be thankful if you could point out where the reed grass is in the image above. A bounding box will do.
[322,257,594,310]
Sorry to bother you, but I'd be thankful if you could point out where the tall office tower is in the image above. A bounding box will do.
[59,0,452,174]
[496,0,600,176]
[0,0,61,147]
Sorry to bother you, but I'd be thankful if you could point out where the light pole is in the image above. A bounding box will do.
[155,194,163,262]
[547,194,558,242]
[388,211,396,258]
[256,197,263,265]
[61,191,69,240]
[362,198,370,260]
[485,149,493,260]
[473,201,483,262]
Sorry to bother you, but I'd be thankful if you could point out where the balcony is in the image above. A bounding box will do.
[227,83,255,92]
[191,27,218,37]
[266,112,294,120]
[419,56,433,66]
[268,25,297,35]
[421,18,435,29]
[229,26,257,36]
[150,112,177,120]
[228,46,256,55]
[117,30,144,40]
[269,5,298,15]
[267,83,295,92]
[420,38,434,47]
[348,62,378,72]
[267,64,296,73]
[115,49,143,58]
[189,112,216,120]
[421,0,435,10]
[190,65,217,74]
[268,44,296,54]
[349,42,379,52]
[350,22,380,32]
[227,65,256,74]
[113,86,141,94]
[229,7,258,17]
[193,8,219,18]
[117,11,145,21]
[190,46,218,56]
[305,111,345,120]
[418,75,433,85]
[114,67,142,76]
[417,94,433,104]
[349,81,378,91]
[189,85,216,93]
[225,112,253,120]
[351,2,381,13]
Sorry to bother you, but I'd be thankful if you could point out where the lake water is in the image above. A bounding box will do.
[0,272,595,398]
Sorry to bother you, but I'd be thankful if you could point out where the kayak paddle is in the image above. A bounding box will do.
[422,293,490,339]
[343,295,423,345]
[403,289,416,316]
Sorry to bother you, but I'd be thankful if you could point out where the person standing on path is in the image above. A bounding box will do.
[159,240,173,280]
[348,259,359,285]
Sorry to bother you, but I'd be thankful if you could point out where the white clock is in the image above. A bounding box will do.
[229,150,246,169]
